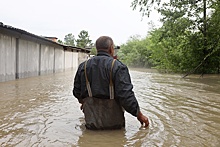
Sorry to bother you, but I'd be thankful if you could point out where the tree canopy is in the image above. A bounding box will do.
[64,33,75,46]
[118,0,220,75]
[59,31,94,55]
[76,30,93,48]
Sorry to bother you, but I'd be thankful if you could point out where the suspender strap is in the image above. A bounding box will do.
[109,59,116,99]
[84,59,116,99]
[84,60,92,97]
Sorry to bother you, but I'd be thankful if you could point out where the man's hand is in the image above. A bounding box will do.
[137,111,149,127]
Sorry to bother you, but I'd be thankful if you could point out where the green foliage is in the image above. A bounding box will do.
[127,0,220,74]
[131,0,162,17]
[90,47,97,55]
[57,39,63,44]
[76,30,92,48]
[64,33,75,46]
[118,35,154,68]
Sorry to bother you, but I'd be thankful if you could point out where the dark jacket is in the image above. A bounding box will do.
[73,51,140,117]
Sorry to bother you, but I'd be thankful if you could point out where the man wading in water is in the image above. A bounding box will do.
[73,36,149,130]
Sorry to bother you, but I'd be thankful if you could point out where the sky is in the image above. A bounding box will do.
[0,0,161,45]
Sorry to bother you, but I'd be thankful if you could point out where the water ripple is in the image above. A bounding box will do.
[0,70,220,146]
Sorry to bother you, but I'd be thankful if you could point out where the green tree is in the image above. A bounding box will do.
[90,47,97,55]
[64,33,75,46]
[118,35,154,68]
[76,30,92,48]
[131,0,162,17]
[57,39,63,44]
[131,0,220,74]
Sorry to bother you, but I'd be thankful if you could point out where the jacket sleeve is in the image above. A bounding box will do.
[73,63,83,103]
[114,64,140,117]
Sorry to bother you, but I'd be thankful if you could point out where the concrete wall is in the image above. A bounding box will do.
[40,45,55,75]
[64,51,79,71]
[64,51,73,70]
[73,52,79,70]
[17,39,40,78]
[0,31,88,82]
[54,47,64,73]
[78,52,88,65]
[0,34,16,82]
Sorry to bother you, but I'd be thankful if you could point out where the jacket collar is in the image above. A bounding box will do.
[97,51,112,57]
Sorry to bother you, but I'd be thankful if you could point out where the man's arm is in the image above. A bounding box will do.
[114,64,139,116]
[73,64,83,104]
[114,64,149,127]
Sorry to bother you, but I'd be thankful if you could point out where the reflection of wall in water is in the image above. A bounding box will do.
[0,23,90,82]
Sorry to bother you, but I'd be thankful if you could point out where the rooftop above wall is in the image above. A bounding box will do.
[0,22,90,53]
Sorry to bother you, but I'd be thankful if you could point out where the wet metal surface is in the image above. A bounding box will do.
[0,70,220,146]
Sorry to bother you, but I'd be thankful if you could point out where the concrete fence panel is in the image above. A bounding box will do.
[64,51,73,70]
[0,34,16,82]
[72,52,78,70]
[40,45,54,75]
[54,47,64,73]
[18,39,39,78]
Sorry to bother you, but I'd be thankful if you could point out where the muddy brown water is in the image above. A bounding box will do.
[0,69,220,147]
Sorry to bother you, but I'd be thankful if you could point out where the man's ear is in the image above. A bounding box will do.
[110,45,114,57]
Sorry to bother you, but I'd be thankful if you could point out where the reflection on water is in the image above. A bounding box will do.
[0,69,220,146]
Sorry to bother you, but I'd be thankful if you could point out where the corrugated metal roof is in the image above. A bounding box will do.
[0,22,90,53]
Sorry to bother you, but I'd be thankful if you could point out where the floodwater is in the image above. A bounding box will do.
[0,69,220,147]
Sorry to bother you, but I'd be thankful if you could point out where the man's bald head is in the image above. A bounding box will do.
[95,36,114,51]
